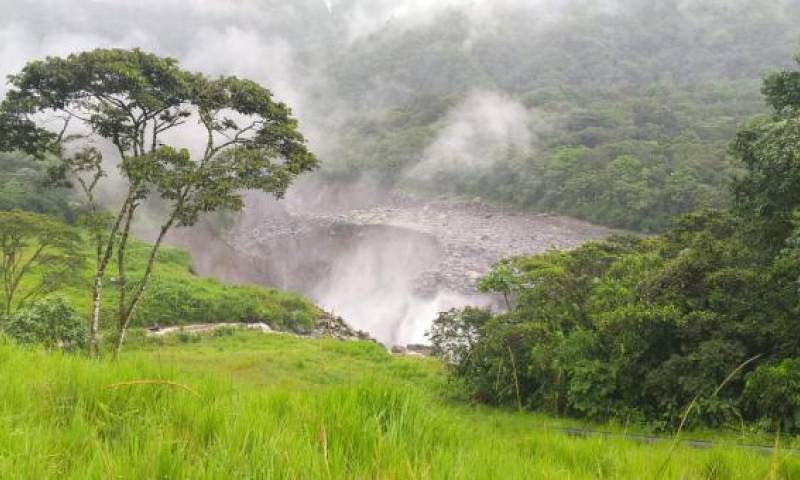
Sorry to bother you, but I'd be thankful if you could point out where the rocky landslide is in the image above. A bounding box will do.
[228,192,611,295]
[169,187,611,346]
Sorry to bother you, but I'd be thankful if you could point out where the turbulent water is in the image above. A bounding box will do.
[169,180,610,346]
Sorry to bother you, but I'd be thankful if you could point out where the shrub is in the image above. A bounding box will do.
[428,307,492,367]
[212,325,237,337]
[743,359,800,433]
[3,296,87,352]
[566,360,618,420]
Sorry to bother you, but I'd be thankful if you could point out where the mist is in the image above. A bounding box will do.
[406,90,542,181]
[2,0,799,344]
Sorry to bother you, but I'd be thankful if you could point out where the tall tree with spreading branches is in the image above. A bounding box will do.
[0,48,318,357]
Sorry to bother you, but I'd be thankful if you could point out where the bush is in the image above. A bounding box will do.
[3,296,87,352]
[743,359,800,433]
[428,307,492,367]
[566,360,618,420]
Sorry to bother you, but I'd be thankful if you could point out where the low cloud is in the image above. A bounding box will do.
[406,90,541,181]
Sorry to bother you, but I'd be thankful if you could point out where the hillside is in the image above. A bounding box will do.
[2,330,798,479]
[318,0,800,231]
[0,214,321,345]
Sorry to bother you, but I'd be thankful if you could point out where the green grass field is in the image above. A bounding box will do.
[2,329,799,479]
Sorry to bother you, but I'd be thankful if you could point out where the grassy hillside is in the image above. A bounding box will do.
[16,231,320,336]
[0,153,321,336]
[2,330,798,479]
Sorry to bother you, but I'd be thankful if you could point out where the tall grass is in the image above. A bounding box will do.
[2,336,799,479]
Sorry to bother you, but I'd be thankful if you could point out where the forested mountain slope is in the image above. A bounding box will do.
[318,0,800,230]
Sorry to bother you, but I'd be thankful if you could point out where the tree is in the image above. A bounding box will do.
[0,210,83,317]
[0,152,78,221]
[428,307,492,367]
[762,54,800,115]
[0,111,54,156]
[478,261,521,309]
[732,53,800,247]
[0,49,318,357]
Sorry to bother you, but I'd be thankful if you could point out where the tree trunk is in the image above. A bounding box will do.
[90,274,103,356]
[117,204,137,335]
[113,215,175,359]
[3,265,12,318]
[88,190,135,357]
[2,250,16,317]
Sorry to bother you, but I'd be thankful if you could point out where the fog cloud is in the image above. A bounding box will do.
[406,90,540,181]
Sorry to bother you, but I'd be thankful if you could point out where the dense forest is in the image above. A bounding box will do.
[319,0,800,230]
[430,54,800,432]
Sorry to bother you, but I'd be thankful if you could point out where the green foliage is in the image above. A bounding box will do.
[131,277,317,332]
[0,210,83,316]
[743,359,800,433]
[732,55,800,246]
[0,48,318,225]
[321,1,800,231]
[477,261,521,309]
[428,307,491,368]
[0,110,54,156]
[433,212,800,430]
[566,358,619,420]
[96,239,319,332]
[0,153,78,221]
[0,213,320,337]
[0,48,319,355]
[762,53,800,114]
[3,295,87,352]
[332,89,741,231]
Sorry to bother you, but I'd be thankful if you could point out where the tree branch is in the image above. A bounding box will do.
[206,119,263,161]
[55,116,71,143]
[6,243,47,315]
